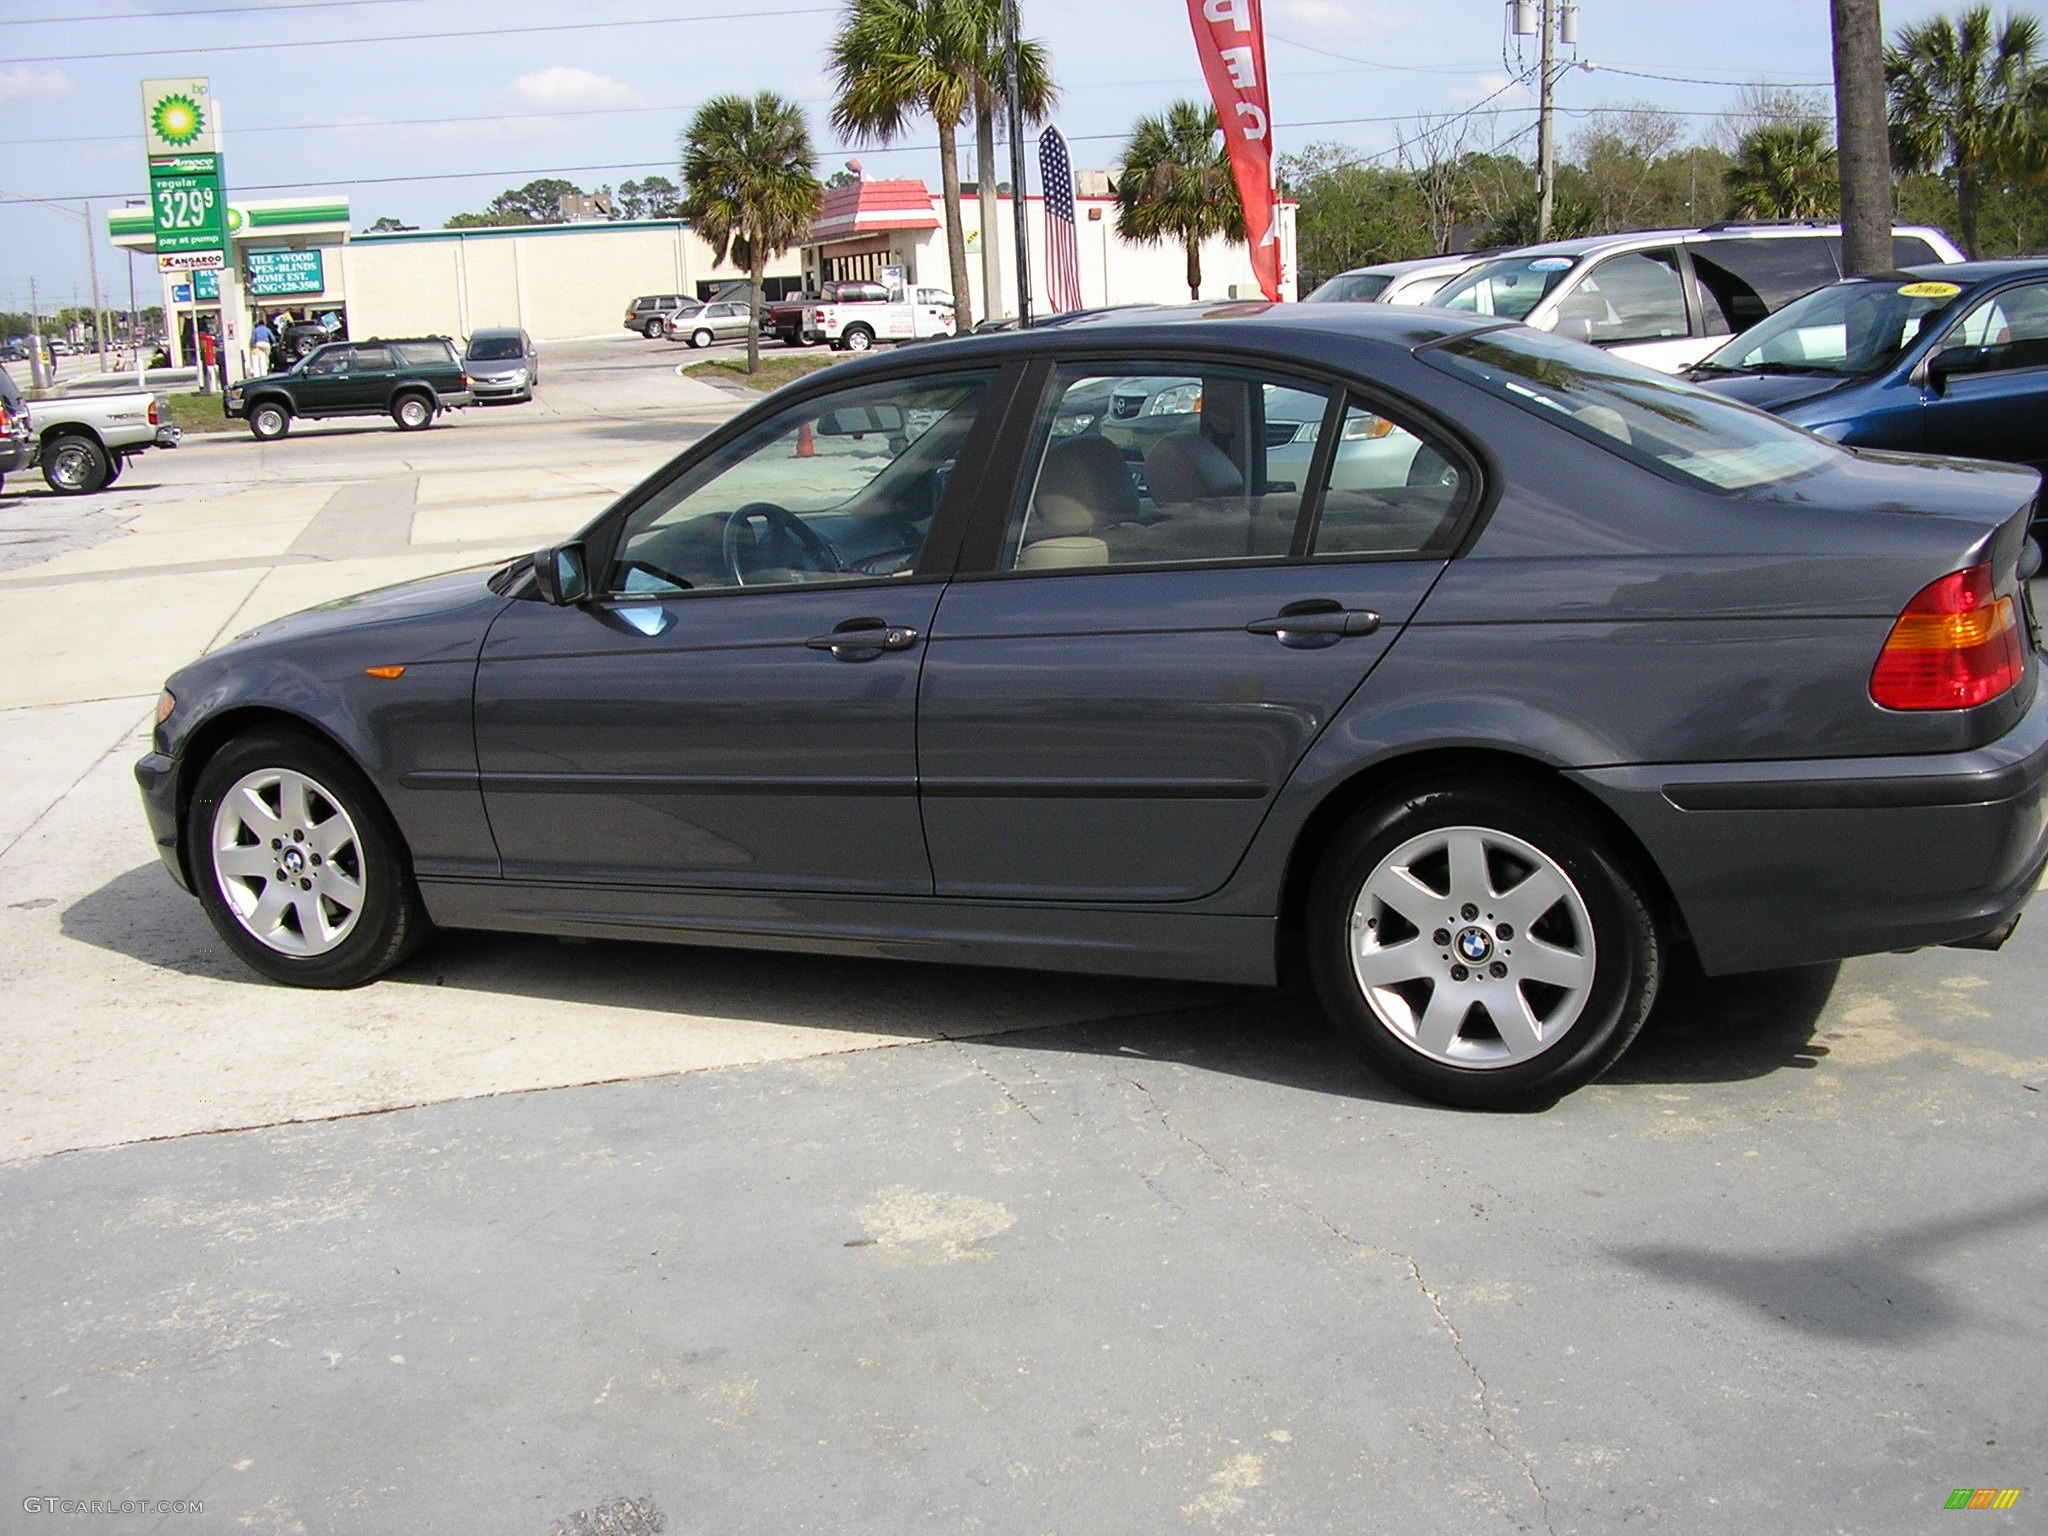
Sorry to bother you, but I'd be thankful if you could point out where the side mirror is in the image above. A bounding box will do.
[1928,344,1995,391]
[530,542,590,605]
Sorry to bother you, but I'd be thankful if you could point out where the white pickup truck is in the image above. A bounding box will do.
[22,383,180,495]
[804,287,958,352]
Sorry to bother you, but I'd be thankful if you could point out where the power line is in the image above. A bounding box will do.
[1594,64,1830,89]
[11,5,836,63]
[11,0,439,24]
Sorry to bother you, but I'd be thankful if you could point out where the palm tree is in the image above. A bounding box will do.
[1725,122,1839,219]
[680,94,822,375]
[829,0,978,330]
[1886,5,2045,256]
[965,0,1057,323]
[1114,101,1244,301]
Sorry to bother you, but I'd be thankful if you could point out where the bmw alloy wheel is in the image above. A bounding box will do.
[209,766,367,957]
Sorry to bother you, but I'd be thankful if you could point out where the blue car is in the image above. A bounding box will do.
[1689,260,2048,484]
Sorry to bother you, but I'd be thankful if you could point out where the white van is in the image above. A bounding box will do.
[1427,223,1966,372]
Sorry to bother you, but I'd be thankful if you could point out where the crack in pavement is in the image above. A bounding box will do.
[1114,1069,1558,1536]
[945,1037,1044,1124]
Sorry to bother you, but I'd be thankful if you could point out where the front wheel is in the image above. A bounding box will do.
[41,433,110,495]
[392,393,434,431]
[690,328,713,350]
[249,402,290,440]
[187,728,429,987]
[1307,778,1660,1110]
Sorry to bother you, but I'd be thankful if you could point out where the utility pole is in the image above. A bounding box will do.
[1003,0,1032,327]
[27,276,47,392]
[127,249,143,385]
[1537,0,1558,240]
[83,199,104,367]
[1831,0,1893,274]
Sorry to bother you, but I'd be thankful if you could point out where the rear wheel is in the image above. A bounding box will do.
[1307,778,1660,1109]
[249,402,290,440]
[41,432,110,495]
[187,728,429,988]
[392,393,434,431]
[641,318,663,338]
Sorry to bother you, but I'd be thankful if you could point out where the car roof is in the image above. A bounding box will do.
[1898,259,2048,284]
[1473,223,1955,265]
[469,326,525,339]
[1333,253,1487,280]
[840,300,1500,370]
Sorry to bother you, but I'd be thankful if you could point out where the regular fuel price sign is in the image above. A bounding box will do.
[150,153,227,256]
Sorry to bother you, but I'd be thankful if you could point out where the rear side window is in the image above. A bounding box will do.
[1690,237,1840,335]
[1434,256,1575,321]
[1305,272,1394,303]
[350,345,397,371]
[1552,249,1688,345]
[393,341,455,367]
[1427,326,1841,492]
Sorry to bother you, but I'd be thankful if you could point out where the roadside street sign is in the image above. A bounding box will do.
[149,152,228,256]
[141,78,219,157]
[158,249,226,273]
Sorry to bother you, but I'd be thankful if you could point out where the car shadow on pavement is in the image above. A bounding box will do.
[1613,1187,2048,1343]
[68,862,1841,1101]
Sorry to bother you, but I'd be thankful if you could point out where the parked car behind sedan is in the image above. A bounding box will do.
[138,304,2048,1111]
[659,301,754,348]
[464,327,539,403]
[1688,260,2048,487]
[1303,254,1488,306]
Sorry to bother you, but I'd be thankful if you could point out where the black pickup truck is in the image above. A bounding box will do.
[225,337,473,439]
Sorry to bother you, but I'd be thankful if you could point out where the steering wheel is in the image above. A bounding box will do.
[721,501,842,586]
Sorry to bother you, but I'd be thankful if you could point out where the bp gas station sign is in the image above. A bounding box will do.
[142,79,227,261]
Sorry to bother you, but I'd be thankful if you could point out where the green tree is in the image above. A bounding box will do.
[1280,144,1432,287]
[616,176,684,220]
[829,0,980,328]
[963,0,1056,322]
[1725,121,1840,218]
[1887,5,2045,256]
[445,178,585,228]
[364,215,415,233]
[681,92,822,374]
[1115,100,1243,301]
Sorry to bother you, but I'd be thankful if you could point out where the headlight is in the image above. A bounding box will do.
[155,688,176,725]
[1147,384,1202,416]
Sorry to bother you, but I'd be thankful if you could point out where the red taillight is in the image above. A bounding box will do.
[147,400,159,425]
[1870,563,2026,711]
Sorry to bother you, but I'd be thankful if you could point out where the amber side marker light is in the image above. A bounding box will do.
[364,665,407,680]
[1870,564,2025,711]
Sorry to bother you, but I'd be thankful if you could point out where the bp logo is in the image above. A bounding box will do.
[151,93,205,148]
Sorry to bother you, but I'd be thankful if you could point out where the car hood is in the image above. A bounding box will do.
[1689,370,1855,413]
[219,565,510,656]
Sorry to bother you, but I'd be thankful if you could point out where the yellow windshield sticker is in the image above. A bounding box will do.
[1899,281,1962,299]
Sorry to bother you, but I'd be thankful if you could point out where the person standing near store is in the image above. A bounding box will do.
[251,314,276,373]
[197,325,217,394]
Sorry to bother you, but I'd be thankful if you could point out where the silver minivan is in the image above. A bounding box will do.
[1428,223,1966,372]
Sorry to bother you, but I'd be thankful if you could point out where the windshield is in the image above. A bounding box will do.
[1431,255,1578,321]
[1427,326,1841,492]
[1304,272,1393,303]
[1696,277,1965,377]
[466,336,525,361]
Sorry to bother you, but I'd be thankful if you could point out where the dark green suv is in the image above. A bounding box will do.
[226,337,474,440]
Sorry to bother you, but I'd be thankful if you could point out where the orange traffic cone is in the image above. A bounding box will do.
[796,420,815,458]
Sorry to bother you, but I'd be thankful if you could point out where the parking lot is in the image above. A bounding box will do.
[1,334,2041,1533]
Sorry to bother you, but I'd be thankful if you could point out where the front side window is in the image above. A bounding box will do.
[1428,326,1840,492]
[1939,281,2048,372]
[302,346,346,376]
[606,370,993,594]
[1550,249,1688,345]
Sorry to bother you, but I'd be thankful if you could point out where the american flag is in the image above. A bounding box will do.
[1039,126,1083,314]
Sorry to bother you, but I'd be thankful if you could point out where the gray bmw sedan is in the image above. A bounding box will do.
[136,303,2048,1109]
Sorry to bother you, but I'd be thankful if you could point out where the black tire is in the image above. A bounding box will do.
[690,328,713,350]
[392,392,434,431]
[249,401,290,440]
[187,727,429,988]
[103,456,125,486]
[41,432,110,495]
[1306,777,1660,1110]
[842,325,875,353]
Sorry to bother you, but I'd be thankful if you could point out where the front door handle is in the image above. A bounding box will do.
[804,618,921,660]
[1246,601,1381,648]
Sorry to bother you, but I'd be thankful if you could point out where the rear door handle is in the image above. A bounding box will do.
[1246,601,1381,647]
[804,619,921,660]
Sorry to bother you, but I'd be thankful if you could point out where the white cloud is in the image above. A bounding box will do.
[1272,0,1355,27]
[509,67,637,110]
[0,66,75,102]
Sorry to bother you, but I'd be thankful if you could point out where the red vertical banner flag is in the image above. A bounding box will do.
[1185,0,1281,300]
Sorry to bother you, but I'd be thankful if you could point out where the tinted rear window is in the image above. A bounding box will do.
[1426,326,1840,492]
[1305,272,1394,303]
[1690,236,1840,333]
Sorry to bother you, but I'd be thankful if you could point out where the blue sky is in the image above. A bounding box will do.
[0,0,1985,315]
